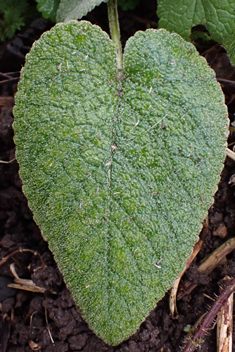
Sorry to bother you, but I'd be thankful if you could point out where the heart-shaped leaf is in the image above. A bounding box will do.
[13,21,228,345]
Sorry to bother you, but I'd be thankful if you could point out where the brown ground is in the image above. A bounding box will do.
[1,1,235,351]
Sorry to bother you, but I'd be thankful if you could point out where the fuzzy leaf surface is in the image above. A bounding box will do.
[13,21,228,345]
[157,0,235,43]
[56,0,108,22]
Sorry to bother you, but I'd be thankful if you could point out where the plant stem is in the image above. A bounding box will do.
[107,0,125,81]
[182,276,235,352]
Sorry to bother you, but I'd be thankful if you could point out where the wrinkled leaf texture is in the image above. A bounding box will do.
[13,21,228,345]
[157,0,235,65]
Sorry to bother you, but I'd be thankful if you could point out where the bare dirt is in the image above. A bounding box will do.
[1,1,235,351]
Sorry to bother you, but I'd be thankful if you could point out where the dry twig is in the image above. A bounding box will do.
[0,248,46,269]
[225,148,235,161]
[8,263,49,293]
[217,276,233,352]
[178,237,235,300]
[182,276,235,352]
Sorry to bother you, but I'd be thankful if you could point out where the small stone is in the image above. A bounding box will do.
[213,223,228,238]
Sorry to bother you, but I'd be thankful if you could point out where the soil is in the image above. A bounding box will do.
[1,1,235,351]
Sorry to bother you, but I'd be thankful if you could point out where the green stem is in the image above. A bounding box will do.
[107,0,125,81]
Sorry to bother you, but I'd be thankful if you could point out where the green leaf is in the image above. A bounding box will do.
[223,32,235,66]
[36,0,60,22]
[13,21,228,345]
[56,0,108,22]
[157,0,235,43]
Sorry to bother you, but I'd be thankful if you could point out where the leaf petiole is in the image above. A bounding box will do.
[107,0,125,81]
